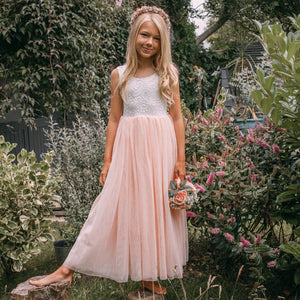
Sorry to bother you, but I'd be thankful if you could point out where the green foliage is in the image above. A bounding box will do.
[251,19,299,288]
[0,135,61,274]
[184,89,299,292]
[45,109,107,241]
[252,15,300,138]
[0,0,134,125]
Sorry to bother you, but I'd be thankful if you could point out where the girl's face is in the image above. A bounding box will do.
[135,21,161,61]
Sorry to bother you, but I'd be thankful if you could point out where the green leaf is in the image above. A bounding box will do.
[295,227,300,238]
[263,76,275,91]
[294,267,300,285]
[13,260,23,272]
[287,42,299,61]
[257,69,264,83]
[170,181,177,190]
[19,215,29,223]
[7,221,18,230]
[280,241,300,260]
[261,98,273,115]
[271,108,281,124]
[252,90,263,107]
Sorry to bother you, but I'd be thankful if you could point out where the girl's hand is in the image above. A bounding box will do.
[173,160,186,182]
[99,162,111,186]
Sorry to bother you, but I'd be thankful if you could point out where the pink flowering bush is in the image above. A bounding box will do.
[184,89,298,285]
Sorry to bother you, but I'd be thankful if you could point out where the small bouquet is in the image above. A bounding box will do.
[168,178,199,209]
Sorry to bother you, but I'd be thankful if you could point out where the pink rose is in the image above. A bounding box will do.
[209,116,213,124]
[251,173,259,181]
[206,212,216,219]
[194,125,198,131]
[173,190,187,205]
[194,183,205,192]
[272,144,280,153]
[267,261,276,268]
[209,227,220,235]
[239,242,244,248]
[196,161,201,168]
[216,171,226,177]
[255,234,261,244]
[219,213,224,219]
[186,211,195,218]
[206,172,215,185]
[223,232,234,243]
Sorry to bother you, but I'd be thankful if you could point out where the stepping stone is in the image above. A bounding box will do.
[126,288,165,300]
[11,276,71,300]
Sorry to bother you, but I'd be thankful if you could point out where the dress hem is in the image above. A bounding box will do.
[63,261,188,283]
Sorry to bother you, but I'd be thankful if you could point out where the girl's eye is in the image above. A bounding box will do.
[141,33,148,37]
[155,37,160,41]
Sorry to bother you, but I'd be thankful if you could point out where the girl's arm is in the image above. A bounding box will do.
[169,80,186,181]
[99,68,123,186]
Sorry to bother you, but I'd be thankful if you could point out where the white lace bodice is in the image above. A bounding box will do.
[117,65,168,117]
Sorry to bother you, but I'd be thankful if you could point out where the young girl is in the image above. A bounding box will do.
[29,6,188,295]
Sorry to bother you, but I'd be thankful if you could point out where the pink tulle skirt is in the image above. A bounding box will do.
[63,115,188,282]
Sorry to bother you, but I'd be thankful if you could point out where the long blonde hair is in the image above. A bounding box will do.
[119,12,178,106]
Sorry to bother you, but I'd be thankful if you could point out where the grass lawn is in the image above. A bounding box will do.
[0,222,254,300]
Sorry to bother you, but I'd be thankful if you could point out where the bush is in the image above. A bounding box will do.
[0,135,61,274]
[0,0,134,125]
[184,89,295,285]
[45,109,106,242]
[251,15,300,293]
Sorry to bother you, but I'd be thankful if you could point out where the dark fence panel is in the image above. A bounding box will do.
[0,118,50,161]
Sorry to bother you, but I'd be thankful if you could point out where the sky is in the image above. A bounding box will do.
[190,0,207,36]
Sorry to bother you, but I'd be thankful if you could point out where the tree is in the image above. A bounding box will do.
[196,0,300,45]
[0,0,133,126]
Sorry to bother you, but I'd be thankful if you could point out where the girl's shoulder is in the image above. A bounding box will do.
[116,64,127,78]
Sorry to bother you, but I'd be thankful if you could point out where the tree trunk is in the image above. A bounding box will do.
[196,15,230,45]
[11,276,71,300]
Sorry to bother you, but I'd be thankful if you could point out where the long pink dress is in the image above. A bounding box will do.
[63,65,188,282]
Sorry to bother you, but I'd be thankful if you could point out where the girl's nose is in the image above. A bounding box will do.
[146,37,153,46]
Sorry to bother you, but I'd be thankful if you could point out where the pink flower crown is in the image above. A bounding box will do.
[130,6,171,32]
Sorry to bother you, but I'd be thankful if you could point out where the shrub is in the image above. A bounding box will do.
[251,15,300,292]
[184,89,295,284]
[45,109,106,242]
[0,135,61,274]
[0,0,134,125]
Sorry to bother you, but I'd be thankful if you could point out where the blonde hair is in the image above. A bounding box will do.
[119,12,178,106]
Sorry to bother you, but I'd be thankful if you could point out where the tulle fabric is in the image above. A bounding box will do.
[63,115,188,282]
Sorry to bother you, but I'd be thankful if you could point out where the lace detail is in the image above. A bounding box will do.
[117,65,168,117]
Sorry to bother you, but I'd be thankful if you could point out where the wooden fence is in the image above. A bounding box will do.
[0,118,50,161]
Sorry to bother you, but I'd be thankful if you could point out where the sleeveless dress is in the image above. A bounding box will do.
[63,65,188,282]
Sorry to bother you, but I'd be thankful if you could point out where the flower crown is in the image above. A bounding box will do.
[130,6,171,31]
